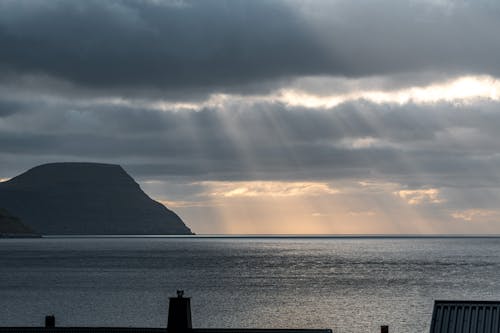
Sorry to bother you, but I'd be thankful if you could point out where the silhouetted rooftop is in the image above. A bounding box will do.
[430,300,500,333]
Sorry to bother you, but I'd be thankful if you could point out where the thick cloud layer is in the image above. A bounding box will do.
[1,0,500,95]
[2,94,500,189]
[0,0,326,93]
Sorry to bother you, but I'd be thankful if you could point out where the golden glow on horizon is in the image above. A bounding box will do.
[395,188,443,205]
[152,180,467,234]
[158,199,211,208]
[199,181,339,198]
[451,209,499,222]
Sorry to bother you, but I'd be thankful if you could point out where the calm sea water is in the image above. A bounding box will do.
[1,237,500,333]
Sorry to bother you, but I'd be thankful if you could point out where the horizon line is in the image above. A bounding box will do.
[39,234,500,239]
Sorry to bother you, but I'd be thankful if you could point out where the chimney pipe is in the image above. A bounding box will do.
[45,315,55,328]
[168,290,192,333]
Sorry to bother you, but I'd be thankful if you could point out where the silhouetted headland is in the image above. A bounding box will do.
[0,162,193,235]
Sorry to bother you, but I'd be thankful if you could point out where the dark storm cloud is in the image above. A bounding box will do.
[0,0,329,92]
[1,0,500,95]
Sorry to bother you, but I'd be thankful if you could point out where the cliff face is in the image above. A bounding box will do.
[0,163,193,235]
[0,208,38,236]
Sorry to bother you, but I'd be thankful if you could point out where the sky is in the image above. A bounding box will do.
[1,0,500,234]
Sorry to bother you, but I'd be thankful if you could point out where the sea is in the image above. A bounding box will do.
[1,237,500,333]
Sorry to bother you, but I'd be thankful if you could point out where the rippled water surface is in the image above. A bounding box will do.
[1,237,500,333]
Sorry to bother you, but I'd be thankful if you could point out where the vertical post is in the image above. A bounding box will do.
[168,290,192,333]
[45,315,55,327]
[381,325,389,333]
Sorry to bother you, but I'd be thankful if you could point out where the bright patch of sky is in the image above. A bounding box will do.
[58,74,500,112]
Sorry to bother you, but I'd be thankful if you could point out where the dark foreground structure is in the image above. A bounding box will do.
[430,300,500,333]
[3,295,499,333]
[0,291,332,333]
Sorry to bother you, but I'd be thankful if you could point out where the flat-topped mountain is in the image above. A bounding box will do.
[0,163,193,235]
[0,208,39,237]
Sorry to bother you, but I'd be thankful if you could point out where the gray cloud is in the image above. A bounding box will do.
[2,93,500,190]
[0,0,327,94]
[1,0,500,96]
[0,99,32,117]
